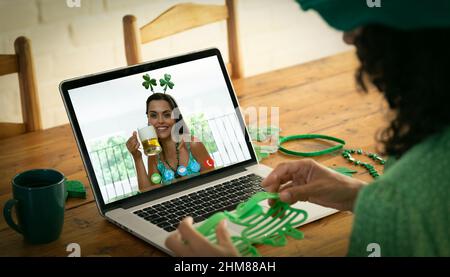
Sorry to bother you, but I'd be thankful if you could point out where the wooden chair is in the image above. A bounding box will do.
[0,36,42,139]
[123,0,243,79]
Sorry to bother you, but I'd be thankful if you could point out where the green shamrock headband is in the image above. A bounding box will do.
[142,73,174,93]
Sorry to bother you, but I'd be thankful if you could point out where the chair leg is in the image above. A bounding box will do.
[226,0,244,79]
[15,36,42,132]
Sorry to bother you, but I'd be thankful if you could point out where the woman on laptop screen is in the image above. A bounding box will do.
[126,93,214,192]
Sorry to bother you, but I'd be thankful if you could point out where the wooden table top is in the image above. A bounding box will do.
[0,51,387,257]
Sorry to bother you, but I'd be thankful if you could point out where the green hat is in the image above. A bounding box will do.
[295,0,450,31]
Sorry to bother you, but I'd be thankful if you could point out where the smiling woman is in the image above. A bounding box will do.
[126,93,214,192]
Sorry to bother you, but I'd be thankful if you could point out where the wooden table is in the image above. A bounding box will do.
[0,51,387,257]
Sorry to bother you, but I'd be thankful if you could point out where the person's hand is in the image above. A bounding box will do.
[261,159,366,211]
[126,131,142,160]
[165,217,240,257]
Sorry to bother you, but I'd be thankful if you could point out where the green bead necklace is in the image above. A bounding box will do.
[163,142,180,177]
[341,149,386,179]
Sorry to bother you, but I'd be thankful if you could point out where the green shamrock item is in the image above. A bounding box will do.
[249,126,280,162]
[142,73,174,94]
[197,192,308,257]
[65,180,87,200]
[142,74,157,91]
[159,74,174,93]
[330,166,357,177]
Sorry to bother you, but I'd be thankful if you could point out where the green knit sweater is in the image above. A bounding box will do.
[348,127,450,256]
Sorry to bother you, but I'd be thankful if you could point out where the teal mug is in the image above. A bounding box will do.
[3,169,66,244]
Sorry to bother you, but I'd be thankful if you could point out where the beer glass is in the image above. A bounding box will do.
[138,125,162,156]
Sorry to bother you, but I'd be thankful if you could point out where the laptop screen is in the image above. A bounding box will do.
[66,53,253,205]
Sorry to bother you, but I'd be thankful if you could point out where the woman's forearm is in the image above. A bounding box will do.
[346,177,367,211]
[133,156,150,191]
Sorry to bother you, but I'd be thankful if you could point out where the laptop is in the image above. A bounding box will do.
[59,48,337,255]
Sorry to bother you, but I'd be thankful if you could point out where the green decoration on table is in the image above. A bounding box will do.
[248,126,280,143]
[142,73,174,94]
[248,127,384,179]
[197,192,308,257]
[249,126,280,162]
[65,180,87,199]
[277,134,385,179]
[254,147,270,162]
[278,134,346,157]
[330,166,358,177]
[341,149,386,179]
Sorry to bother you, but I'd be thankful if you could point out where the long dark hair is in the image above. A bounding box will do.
[354,25,450,158]
[145,93,189,136]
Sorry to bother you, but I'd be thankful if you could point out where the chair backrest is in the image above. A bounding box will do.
[0,36,42,139]
[123,0,243,79]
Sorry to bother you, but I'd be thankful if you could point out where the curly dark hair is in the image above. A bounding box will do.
[354,25,450,158]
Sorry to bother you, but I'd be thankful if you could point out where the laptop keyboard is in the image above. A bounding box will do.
[132,173,265,232]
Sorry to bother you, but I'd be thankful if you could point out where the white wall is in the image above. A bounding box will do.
[0,0,351,129]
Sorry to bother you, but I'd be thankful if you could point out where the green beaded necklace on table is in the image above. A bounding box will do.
[340,148,385,179]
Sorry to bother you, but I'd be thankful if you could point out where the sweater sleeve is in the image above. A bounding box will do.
[347,180,400,257]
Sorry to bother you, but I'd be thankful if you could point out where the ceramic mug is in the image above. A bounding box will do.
[3,169,65,244]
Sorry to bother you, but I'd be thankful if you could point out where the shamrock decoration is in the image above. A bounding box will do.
[142,73,174,93]
[142,74,157,91]
[160,74,174,93]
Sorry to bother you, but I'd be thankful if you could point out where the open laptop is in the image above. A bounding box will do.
[59,48,337,255]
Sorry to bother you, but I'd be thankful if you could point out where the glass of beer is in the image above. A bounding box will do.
[138,125,162,156]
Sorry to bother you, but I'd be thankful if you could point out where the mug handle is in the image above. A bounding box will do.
[3,199,22,234]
